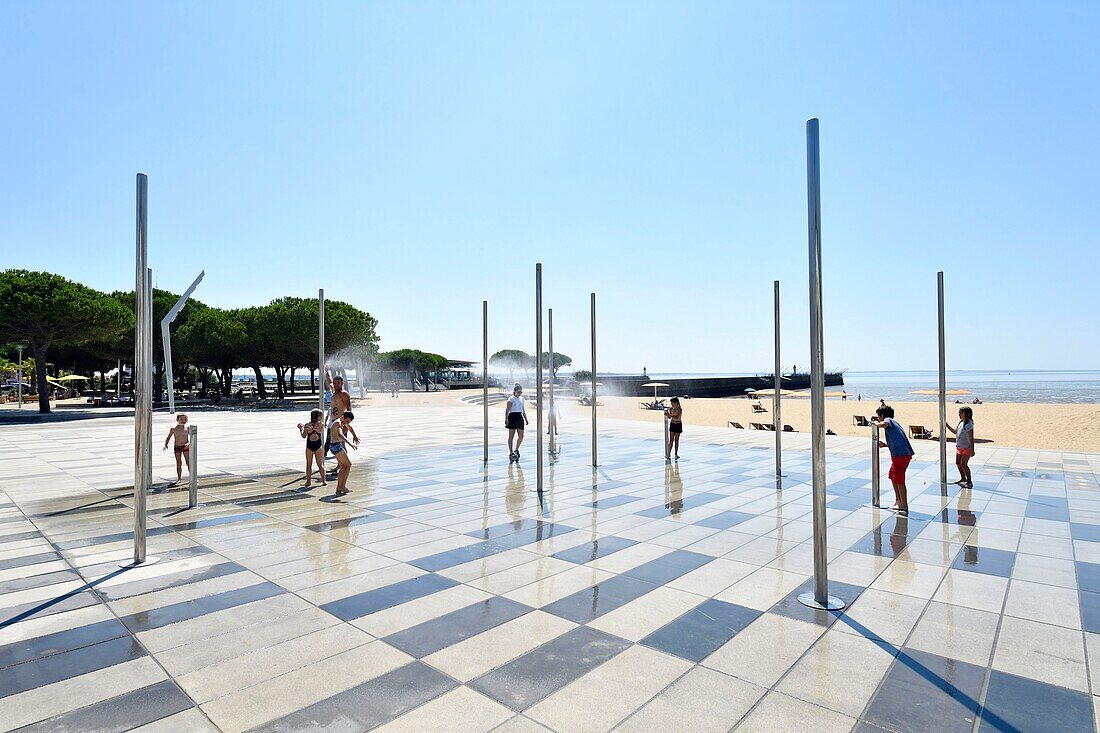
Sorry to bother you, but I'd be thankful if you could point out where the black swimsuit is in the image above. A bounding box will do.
[305,426,323,452]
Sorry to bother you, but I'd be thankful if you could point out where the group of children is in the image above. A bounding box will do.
[873,404,975,516]
[296,408,358,496]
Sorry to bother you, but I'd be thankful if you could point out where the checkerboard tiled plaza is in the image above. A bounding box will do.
[2,404,1099,732]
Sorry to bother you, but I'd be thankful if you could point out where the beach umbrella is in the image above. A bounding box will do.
[910,389,971,396]
[744,387,757,394]
[55,375,88,382]
[755,388,800,397]
[641,381,669,399]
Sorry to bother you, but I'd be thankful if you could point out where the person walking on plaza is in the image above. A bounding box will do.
[505,384,528,462]
[325,374,354,476]
[162,413,191,485]
[872,404,914,516]
[947,406,975,488]
[297,408,327,488]
[665,397,683,460]
[329,411,358,497]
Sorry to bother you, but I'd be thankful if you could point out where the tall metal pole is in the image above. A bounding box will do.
[548,308,556,456]
[798,118,842,611]
[187,425,199,508]
[535,264,544,493]
[773,280,783,478]
[590,292,598,467]
[318,289,325,412]
[126,173,157,568]
[870,423,881,507]
[483,300,489,464]
[16,345,22,408]
[937,271,947,488]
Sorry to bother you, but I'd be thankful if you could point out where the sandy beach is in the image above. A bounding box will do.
[552,394,1100,454]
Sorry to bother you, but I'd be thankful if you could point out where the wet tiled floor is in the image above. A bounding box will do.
[1,406,1099,731]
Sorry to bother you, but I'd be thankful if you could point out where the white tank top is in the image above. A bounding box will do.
[506,396,525,413]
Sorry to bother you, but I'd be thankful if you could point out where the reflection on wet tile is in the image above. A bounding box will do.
[550,536,636,565]
[977,668,1094,732]
[768,579,864,627]
[622,550,712,586]
[250,661,458,732]
[695,511,755,530]
[640,598,760,662]
[0,618,130,669]
[411,523,577,572]
[862,649,985,733]
[320,573,457,622]
[635,492,725,518]
[119,581,284,633]
[469,626,631,711]
[542,575,656,624]
[0,634,146,698]
[383,596,531,658]
[951,545,1015,577]
[14,679,193,733]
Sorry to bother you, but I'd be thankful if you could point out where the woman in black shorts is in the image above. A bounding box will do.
[666,397,683,460]
[505,385,529,462]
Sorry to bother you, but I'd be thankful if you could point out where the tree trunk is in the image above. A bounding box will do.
[251,366,267,398]
[289,367,296,394]
[33,345,50,414]
[309,367,316,393]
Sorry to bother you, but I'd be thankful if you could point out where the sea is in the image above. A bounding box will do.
[623,370,1100,404]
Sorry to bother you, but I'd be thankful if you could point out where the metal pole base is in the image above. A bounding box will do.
[118,556,160,569]
[797,592,845,611]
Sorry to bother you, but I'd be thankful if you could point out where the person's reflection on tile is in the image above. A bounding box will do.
[957,487,976,527]
[506,463,526,527]
[664,463,683,515]
[890,516,910,558]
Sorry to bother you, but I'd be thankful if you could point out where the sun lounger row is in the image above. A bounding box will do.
[728,421,797,432]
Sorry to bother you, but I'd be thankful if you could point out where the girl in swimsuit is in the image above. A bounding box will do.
[665,397,683,460]
[330,411,358,497]
[297,409,327,488]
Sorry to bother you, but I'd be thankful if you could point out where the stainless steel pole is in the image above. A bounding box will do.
[125,173,157,568]
[798,118,842,611]
[535,264,544,493]
[188,424,198,508]
[318,289,325,412]
[773,280,783,478]
[664,413,671,460]
[548,308,556,456]
[590,292,597,468]
[16,345,22,408]
[937,271,947,488]
[483,300,489,464]
[871,423,881,507]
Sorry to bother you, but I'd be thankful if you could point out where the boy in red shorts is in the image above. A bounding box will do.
[872,405,914,515]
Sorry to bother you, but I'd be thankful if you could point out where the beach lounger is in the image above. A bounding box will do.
[728,421,745,429]
[763,423,776,431]
[750,422,766,430]
[751,404,767,413]
[783,424,796,432]
[909,425,933,440]
[852,415,870,427]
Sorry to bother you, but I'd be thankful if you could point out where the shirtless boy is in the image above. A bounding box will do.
[162,414,191,484]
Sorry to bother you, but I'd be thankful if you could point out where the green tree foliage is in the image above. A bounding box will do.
[539,351,572,379]
[377,349,447,388]
[0,270,131,413]
[489,349,533,384]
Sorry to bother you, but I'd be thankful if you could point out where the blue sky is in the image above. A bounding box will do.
[2,2,1097,373]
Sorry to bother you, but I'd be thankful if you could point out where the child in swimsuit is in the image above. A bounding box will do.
[330,411,358,497]
[297,409,327,488]
[162,414,190,484]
